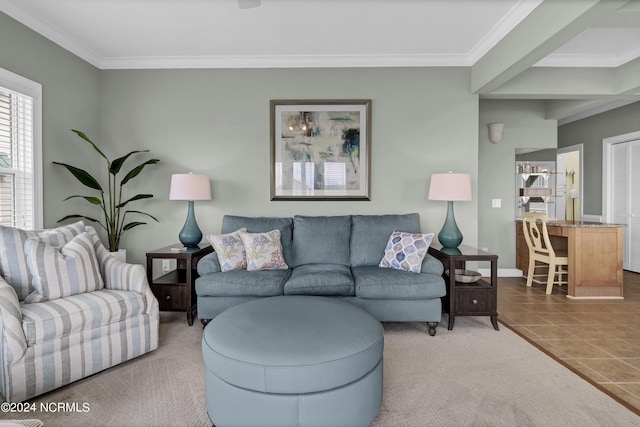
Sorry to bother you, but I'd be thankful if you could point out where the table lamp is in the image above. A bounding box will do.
[428,171,472,248]
[169,173,211,248]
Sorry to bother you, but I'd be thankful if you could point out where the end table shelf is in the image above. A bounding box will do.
[428,243,499,331]
[146,244,213,326]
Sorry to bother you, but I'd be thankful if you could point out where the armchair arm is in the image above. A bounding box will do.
[197,252,222,275]
[0,277,28,364]
[101,257,159,315]
[86,226,159,315]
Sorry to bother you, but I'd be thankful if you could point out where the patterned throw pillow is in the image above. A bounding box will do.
[379,230,434,273]
[0,221,85,300]
[239,229,288,272]
[206,228,248,272]
[23,231,104,303]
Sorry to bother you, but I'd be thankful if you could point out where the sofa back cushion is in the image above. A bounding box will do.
[0,221,86,300]
[350,213,421,267]
[291,215,352,267]
[221,215,294,266]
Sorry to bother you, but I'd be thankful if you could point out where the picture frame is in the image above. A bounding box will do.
[270,99,371,201]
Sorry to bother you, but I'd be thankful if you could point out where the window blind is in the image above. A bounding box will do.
[0,86,35,228]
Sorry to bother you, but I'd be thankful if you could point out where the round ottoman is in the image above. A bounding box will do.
[202,296,384,427]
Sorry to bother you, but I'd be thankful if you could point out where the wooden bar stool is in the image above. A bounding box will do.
[521,212,569,295]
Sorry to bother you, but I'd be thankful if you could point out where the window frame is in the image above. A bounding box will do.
[0,68,43,229]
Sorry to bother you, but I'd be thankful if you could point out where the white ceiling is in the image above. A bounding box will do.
[2,0,640,122]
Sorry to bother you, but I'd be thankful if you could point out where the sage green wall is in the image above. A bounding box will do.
[558,101,640,215]
[100,68,480,264]
[478,100,557,269]
[0,12,101,228]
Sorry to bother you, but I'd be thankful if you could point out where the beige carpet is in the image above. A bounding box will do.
[2,313,639,427]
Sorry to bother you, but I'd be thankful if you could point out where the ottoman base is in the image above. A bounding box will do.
[206,359,382,427]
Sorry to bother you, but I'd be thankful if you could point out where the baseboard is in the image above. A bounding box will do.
[566,295,624,300]
[477,268,522,277]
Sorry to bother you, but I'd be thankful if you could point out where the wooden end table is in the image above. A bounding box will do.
[428,242,499,331]
[146,243,214,326]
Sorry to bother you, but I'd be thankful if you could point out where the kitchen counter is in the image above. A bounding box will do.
[515,220,624,298]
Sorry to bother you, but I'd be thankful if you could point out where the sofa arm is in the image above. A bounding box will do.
[197,252,221,275]
[421,254,444,276]
[0,277,28,364]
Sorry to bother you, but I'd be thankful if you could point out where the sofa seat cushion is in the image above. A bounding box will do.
[195,270,289,297]
[352,266,446,300]
[284,264,354,296]
[20,289,146,346]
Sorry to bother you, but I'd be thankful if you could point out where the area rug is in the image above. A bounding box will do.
[1,313,638,426]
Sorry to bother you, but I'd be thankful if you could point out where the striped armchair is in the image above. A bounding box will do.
[0,223,159,402]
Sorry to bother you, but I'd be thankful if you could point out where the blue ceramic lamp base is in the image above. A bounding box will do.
[438,200,463,248]
[178,201,202,248]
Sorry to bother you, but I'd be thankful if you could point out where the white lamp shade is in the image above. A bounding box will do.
[169,173,211,201]
[428,172,472,201]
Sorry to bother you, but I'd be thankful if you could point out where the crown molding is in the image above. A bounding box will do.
[98,54,473,70]
[467,0,543,64]
[1,0,101,67]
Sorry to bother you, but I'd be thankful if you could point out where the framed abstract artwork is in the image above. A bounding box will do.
[270,99,371,200]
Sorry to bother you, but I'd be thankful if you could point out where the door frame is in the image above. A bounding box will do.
[558,143,583,221]
[602,130,640,222]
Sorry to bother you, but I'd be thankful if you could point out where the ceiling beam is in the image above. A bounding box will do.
[616,57,640,94]
[481,67,618,98]
[471,0,629,95]
[545,98,638,121]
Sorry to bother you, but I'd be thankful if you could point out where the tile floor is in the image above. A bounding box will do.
[497,271,640,415]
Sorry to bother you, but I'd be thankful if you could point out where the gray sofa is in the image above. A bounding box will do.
[195,213,446,335]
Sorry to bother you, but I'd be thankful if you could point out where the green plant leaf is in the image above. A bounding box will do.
[125,209,159,222]
[53,162,103,191]
[63,195,102,205]
[117,194,153,208]
[120,159,160,185]
[71,129,108,162]
[122,221,146,231]
[110,150,149,175]
[57,214,101,223]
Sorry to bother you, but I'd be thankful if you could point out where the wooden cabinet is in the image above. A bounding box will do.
[428,243,499,331]
[515,222,530,274]
[515,221,624,298]
[146,244,214,325]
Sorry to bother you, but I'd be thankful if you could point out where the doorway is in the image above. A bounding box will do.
[557,144,583,222]
[603,131,640,273]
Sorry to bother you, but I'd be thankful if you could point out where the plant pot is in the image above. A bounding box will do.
[110,249,127,263]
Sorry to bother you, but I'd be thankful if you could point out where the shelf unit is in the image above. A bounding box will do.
[516,170,558,218]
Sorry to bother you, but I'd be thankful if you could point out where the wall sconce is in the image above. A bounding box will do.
[488,123,504,144]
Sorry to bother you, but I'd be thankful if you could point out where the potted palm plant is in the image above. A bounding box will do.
[54,129,160,259]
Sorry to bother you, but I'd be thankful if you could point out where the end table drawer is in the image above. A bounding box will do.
[153,284,187,310]
[455,288,492,313]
